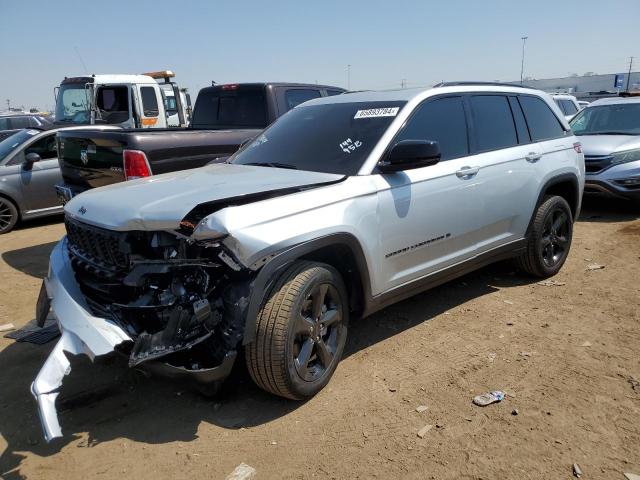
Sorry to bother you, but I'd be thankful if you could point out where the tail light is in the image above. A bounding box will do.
[123,150,152,180]
[221,84,239,90]
[573,142,582,154]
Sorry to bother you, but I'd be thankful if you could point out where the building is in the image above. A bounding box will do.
[520,72,640,100]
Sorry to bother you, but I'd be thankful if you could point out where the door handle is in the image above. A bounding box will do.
[456,166,479,179]
[525,152,543,163]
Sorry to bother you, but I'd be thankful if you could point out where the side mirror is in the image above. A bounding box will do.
[378,140,441,173]
[23,152,41,170]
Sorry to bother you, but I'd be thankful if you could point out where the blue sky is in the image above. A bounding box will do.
[1,0,639,111]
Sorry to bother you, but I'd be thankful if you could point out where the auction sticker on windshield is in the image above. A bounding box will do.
[354,107,399,119]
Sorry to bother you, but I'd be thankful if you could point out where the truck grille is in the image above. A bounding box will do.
[65,217,129,270]
[584,155,613,174]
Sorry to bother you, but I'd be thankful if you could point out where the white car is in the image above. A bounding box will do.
[551,94,581,121]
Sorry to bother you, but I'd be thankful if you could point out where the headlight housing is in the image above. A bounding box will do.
[611,148,640,166]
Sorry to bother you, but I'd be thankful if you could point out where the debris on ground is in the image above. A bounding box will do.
[628,376,640,393]
[472,390,505,407]
[573,462,583,477]
[519,351,535,358]
[586,263,605,271]
[0,323,15,332]
[503,300,514,305]
[537,279,566,287]
[511,409,519,416]
[225,463,257,480]
[417,424,433,438]
[488,352,496,362]
[3,318,59,344]
[415,405,428,413]
[581,341,592,347]
[388,387,397,392]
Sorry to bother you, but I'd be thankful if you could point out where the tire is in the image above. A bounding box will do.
[517,195,573,278]
[245,261,349,400]
[0,197,18,234]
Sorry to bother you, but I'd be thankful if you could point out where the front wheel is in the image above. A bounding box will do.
[517,195,573,277]
[245,261,349,400]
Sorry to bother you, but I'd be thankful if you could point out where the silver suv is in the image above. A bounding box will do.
[570,96,640,201]
[33,83,584,440]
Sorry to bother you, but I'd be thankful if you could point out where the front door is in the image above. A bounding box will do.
[19,132,63,212]
[373,95,481,292]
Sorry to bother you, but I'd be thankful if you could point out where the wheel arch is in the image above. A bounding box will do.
[527,173,581,235]
[241,233,371,345]
[0,191,21,220]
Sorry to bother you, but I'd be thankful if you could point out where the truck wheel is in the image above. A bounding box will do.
[245,261,349,400]
[517,195,573,278]
[0,197,18,234]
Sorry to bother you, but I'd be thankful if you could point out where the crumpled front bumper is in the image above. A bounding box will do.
[31,238,132,442]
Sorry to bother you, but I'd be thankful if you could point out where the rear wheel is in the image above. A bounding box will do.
[517,195,573,277]
[245,261,349,400]
[0,197,18,234]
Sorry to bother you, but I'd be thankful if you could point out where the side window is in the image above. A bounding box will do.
[469,95,518,152]
[11,117,30,129]
[140,87,159,117]
[0,118,8,129]
[561,100,578,115]
[554,99,566,115]
[285,89,321,110]
[25,134,57,160]
[396,96,468,161]
[326,89,344,96]
[518,96,566,141]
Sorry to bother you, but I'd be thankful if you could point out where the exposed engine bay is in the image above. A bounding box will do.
[64,216,252,380]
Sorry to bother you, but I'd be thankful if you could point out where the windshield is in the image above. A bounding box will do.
[0,129,39,162]
[570,103,640,135]
[55,83,91,124]
[231,101,407,175]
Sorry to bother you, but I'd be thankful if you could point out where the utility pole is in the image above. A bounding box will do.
[520,36,528,85]
[5,99,9,112]
[347,64,351,90]
[401,79,407,89]
[626,56,634,92]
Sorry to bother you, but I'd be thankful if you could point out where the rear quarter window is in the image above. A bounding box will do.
[285,89,322,110]
[518,96,566,141]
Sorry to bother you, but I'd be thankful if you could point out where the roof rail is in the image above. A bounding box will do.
[433,81,529,89]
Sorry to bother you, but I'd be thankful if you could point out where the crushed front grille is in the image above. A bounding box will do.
[65,217,129,270]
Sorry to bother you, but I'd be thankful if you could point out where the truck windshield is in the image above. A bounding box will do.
[55,83,91,124]
[570,103,640,135]
[191,86,268,129]
[231,101,407,175]
[0,130,39,162]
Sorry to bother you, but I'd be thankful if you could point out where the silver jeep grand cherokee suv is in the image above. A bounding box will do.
[33,82,584,440]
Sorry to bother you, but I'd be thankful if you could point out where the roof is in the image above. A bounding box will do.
[62,74,158,85]
[588,96,640,107]
[204,82,346,90]
[304,84,546,106]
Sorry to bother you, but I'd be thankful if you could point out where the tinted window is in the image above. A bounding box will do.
[285,89,321,110]
[232,101,406,175]
[519,96,565,141]
[25,134,57,160]
[191,87,267,129]
[395,96,468,160]
[327,89,344,97]
[0,118,8,130]
[470,95,518,151]
[11,117,30,129]
[0,129,39,162]
[140,87,159,117]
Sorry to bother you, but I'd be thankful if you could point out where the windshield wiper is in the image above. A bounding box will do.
[245,162,298,170]
[582,131,636,136]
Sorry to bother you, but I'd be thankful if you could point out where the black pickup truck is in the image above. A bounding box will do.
[56,82,345,200]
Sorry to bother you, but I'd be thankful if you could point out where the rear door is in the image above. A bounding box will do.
[374,95,482,290]
[462,94,540,251]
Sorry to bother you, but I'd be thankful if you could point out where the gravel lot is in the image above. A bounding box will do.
[1,196,639,480]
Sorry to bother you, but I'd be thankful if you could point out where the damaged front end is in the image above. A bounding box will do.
[33,216,254,441]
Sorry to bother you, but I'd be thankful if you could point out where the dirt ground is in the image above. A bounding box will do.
[1,196,639,480]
